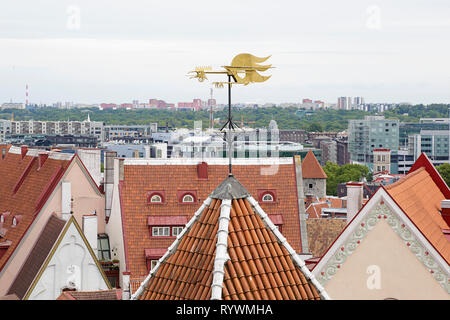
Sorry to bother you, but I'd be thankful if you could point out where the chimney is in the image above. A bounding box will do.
[61,181,72,221]
[20,145,28,159]
[104,151,117,220]
[346,182,363,224]
[197,161,208,180]
[82,215,98,258]
[441,200,450,227]
[38,152,48,170]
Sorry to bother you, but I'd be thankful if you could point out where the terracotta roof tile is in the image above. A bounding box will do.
[302,151,327,179]
[134,177,326,300]
[385,167,450,264]
[120,161,303,291]
[56,289,122,300]
[0,148,73,271]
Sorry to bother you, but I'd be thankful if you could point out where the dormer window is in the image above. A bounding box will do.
[177,191,198,204]
[182,194,194,203]
[147,191,165,204]
[257,190,276,203]
[11,215,21,227]
[0,215,4,224]
[150,195,162,203]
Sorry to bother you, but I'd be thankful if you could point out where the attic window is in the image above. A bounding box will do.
[182,195,194,203]
[11,215,21,227]
[257,190,277,203]
[150,195,162,203]
[147,191,165,204]
[177,191,197,204]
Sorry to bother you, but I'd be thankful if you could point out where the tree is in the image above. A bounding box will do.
[323,162,371,196]
[437,163,450,187]
[308,122,323,132]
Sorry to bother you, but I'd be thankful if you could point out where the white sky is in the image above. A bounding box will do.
[0,0,449,105]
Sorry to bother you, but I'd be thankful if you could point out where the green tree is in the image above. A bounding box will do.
[323,162,371,196]
[308,122,323,132]
[437,163,450,187]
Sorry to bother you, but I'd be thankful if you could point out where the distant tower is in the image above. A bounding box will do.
[25,84,29,106]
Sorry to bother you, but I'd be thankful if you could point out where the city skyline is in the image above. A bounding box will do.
[1,1,450,105]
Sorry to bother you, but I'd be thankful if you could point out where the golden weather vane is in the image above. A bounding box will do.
[188,53,273,176]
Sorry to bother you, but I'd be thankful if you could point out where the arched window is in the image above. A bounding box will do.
[182,194,194,203]
[147,191,165,204]
[262,193,274,202]
[150,195,162,203]
[12,217,17,227]
[0,215,4,224]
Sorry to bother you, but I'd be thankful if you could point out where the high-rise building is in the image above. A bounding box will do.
[408,130,450,166]
[348,116,399,173]
[337,97,352,110]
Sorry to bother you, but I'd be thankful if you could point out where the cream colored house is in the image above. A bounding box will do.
[312,153,450,299]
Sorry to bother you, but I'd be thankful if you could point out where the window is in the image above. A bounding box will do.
[0,215,4,224]
[150,195,162,203]
[97,234,111,260]
[262,194,274,202]
[309,184,313,189]
[147,191,165,204]
[182,194,194,203]
[172,226,184,236]
[150,260,159,270]
[152,226,170,237]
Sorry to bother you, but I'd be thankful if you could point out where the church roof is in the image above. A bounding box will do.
[132,176,328,300]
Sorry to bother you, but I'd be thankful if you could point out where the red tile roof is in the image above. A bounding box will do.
[385,166,450,264]
[119,160,303,292]
[56,289,122,300]
[301,151,327,179]
[0,147,73,272]
[133,177,326,300]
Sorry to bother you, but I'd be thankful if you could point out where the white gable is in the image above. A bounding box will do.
[26,220,109,300]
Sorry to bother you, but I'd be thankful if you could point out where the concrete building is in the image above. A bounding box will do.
[348,116,399,173]
[0,118,104,144]
[409,130,450,166]
[373,148,391,174]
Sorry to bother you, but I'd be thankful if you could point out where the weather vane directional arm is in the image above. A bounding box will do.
[188,53,273,176]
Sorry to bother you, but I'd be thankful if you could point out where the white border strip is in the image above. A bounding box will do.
[131,197,212,300]
[123,157,293,166]
[247,196,331,300]
[312,188,450,286]
[211,199,231,300]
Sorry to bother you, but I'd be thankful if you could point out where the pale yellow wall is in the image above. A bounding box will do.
[324,219,449,300]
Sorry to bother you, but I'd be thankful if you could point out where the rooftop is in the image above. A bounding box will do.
[132,176,328,300]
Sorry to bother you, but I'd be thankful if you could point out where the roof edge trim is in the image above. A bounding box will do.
[211,199,231,300]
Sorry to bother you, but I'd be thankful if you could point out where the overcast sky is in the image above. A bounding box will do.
[1,0,449,105]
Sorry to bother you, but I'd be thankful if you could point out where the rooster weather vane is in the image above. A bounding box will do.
[188,53,273,176]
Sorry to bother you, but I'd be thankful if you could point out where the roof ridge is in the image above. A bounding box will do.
[210,199,231,300]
